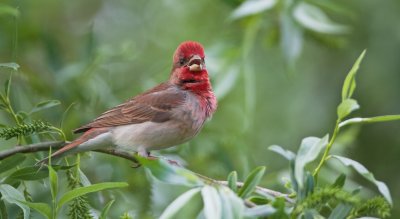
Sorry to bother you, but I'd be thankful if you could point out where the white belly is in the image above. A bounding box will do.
[111,120,198,151]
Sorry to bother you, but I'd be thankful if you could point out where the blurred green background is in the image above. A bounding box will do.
[0,0,399,218]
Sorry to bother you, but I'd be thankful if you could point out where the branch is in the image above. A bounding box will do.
[0,141,65,159]
[0,141,138,163]
[0,141,293,204]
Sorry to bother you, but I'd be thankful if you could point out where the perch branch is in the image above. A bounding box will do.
[0,141,293,204]
[0,141,138,163]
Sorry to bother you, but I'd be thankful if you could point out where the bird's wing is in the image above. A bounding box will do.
[73,83,186,133]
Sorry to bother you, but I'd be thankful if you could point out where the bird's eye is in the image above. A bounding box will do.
[179,58,185,66]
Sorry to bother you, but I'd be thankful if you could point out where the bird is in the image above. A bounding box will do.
[40,41,217,164]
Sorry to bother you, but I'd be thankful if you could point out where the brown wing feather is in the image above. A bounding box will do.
[74,82,186,133]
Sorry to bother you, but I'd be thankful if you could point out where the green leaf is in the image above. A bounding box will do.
[304,172,314,197]
[78,168,92,186]
[136,156,202,186]
[0,62,19,70]
[17,201,52,219]
[304,209,325,219]
[238,166,265,198]
[327,203,352,219]
[248,196,270,205]
[339,115,400,128]
[4,75,11,99]
[16,111,29,122]
[0,184,30,219]
[218,187,244,219]
[341,50,367,101]
[201,186,221,219]
[58,182,128,208]
[48,165,58,202]
[214,68,239,100]
[295,135,328,188]
[331,174,346,189]
[99,199,115,219]
[0,103,6,111]
[30,100,61,114]
[331,155,392,205]
[159,187,201,219]
[230,0,277,19]
[293,3,349,34]
[281,8,304,68]
[337,99,359,120]
[0,153,26,173]
[268,145,295,160]
[227,171,238,192]
[0,199,7,219]
[6,166,48,182]
[243,205,276,217]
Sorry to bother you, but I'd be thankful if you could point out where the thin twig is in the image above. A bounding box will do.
[218,181,295,204]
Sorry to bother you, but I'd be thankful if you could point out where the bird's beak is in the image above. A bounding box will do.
[188,55,204,72]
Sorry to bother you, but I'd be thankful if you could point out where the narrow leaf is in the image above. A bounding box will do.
[218,187,244,219]
[339,115,400,128]
[341,50,366,101]
[4,75,11,99]
[230,0,277,19]
[30,100,61,114]
[214,68,239,100]
[238,166,266,198]
[48,165,58,202]
[295,135,328,188]
[17,201,51,219]
[99,199,115,219]
[0,153,26,173]
[0,199,7,219]
[137,156,202,186]
[268,145,295,160]
[159,188,201,219]
[201,186,221,219]
[281,10,303,67]
[293,3,349,34]
[337,99,359,120]
[227,171,238,192]
[6,166,48,183]
[0,184,30,219]
[327,203,352,219]
[331,174,346,189]
[304,172,314,196]
[248,196,270,205]
[332,155,392,205]
[0,62,20,70]
[58,182,128,208]
[244,205,276,217]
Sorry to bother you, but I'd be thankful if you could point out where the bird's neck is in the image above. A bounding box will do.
[183,80,217,118]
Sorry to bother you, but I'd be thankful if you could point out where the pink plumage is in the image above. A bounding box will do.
[42,41,217,163]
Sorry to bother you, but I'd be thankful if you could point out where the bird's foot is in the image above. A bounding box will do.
[136,150,181,167]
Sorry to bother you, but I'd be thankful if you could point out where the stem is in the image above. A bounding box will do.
[313,120,340,179]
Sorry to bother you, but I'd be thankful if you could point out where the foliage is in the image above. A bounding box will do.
[1,0,400,218]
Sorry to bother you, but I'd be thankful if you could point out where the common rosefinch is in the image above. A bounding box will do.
[42,41,217,163]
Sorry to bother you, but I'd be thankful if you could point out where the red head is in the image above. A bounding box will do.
[170,41,211,92]
[170,41,217,117]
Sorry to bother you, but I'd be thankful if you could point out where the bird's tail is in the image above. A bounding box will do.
[37,128,110,165]
[37,139,87,165]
